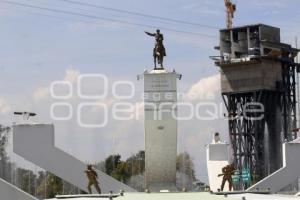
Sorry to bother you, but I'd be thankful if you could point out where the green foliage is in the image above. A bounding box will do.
[126,151,145,177]
[0,125,13,182]
[104,154,121,176]
[176,152,196,181]
[0,125,10,160]
[102,150,197,187]
[36,172,63,198]
[104,154,130,183]
[16,168,37,196]
[111,161,130,182]
[103,151,145,184]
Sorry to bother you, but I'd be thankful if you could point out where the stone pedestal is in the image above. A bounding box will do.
[140,69,181,191]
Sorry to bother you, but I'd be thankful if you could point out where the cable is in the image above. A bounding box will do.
[0,4,90,22]
[58,0,219,30]
[0,0,217,38]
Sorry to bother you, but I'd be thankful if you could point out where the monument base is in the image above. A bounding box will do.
[141,69,181,193]
[154,66,164,70]
[146,182,178,192]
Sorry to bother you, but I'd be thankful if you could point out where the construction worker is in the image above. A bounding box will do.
[218,163,235,191]
[85,165,101,194]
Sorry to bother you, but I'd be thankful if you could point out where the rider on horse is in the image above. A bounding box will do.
[145,29,166,68]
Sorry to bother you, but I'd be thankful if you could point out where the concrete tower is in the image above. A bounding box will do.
[139,69,181,191]
[213,24,299,188]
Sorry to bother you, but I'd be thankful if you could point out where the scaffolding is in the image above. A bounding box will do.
[213,24,300,189]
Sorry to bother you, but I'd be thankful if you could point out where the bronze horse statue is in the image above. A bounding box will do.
[154,42,165,69]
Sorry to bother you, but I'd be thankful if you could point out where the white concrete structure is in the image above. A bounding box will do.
[13,124,136,194]
[206,142,230,192]
[0,178,38,200]
[140,69,181,191]
[247,137,300,193]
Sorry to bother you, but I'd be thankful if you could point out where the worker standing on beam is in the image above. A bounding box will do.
[218,163,235,191]
[85,165,101,194]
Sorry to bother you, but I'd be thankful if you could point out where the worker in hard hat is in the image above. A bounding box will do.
[85,165,101,194]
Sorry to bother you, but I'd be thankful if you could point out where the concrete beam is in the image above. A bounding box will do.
[247,138,300,193]
[13,124,136,194]
[0,178,38,200]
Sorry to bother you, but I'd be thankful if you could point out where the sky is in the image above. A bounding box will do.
[1,0,300,183]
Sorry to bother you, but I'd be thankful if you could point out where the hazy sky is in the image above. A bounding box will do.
[1,0,300,183]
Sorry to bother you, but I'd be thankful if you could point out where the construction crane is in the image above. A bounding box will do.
[224,0,236,29]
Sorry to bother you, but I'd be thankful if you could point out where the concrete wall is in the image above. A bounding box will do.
[259,25,280,43]
[143,70,179,191]
[219,24,280,60]
[13,124,136,194]
[206,143,230,192]
[0,178,38,200]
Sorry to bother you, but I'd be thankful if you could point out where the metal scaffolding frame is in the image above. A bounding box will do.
[213,24,300,189]
[221,57,299,189]
[281,58,298,141]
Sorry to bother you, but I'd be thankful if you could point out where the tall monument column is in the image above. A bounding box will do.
[139,68,181,191]
[140,30,181,191]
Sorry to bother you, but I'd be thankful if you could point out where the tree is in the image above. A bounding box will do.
[36,172,63,198]
[125,151,145,191]
[104,154,121,176]
[0,125,12,182]
[176,152,196,180]
[126,151,145,177]
[102,152,145,184]
[111,161,130,183]
[0,125,10,164]
[100,151,199,191]
[176,152,197,190]
[16,168,37,196]
[104,154,132,183]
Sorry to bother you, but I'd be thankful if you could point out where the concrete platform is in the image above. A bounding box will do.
[45,192,299,200]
